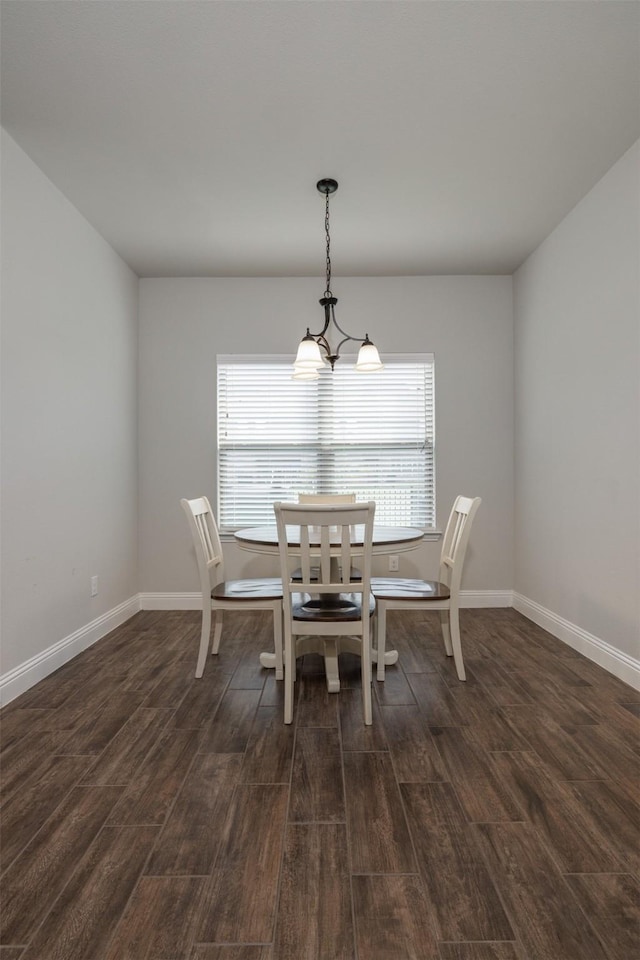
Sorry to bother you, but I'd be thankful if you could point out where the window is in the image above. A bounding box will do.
[216,355,435,532]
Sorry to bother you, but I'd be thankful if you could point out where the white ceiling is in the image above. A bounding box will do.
[1,1,639,278]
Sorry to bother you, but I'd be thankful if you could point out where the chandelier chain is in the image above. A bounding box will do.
[324,188,332,296]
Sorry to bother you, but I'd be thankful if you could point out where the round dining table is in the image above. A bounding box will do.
[234,523,424,691]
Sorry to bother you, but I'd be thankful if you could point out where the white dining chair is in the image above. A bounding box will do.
[181,496,283,679]
[274,500,376,725]
[372,495,481,681]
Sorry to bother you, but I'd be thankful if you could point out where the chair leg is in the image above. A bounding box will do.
[211,609,223,655]
[376,602,387,681]
[273,605,284,680]
[439,609,453,656]
[362,629,373,725]
[196,603,212,678]
[448,605,466,681]
[284,628,295,724]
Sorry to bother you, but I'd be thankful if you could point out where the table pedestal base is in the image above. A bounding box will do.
[259,645,398,691]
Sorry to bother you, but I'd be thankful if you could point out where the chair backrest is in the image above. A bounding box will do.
[274,501,376,613]
[439,496,481,596]
[180,496,224,595]
[298,493,356,504]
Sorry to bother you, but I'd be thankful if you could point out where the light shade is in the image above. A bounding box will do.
[355,339,384,372]
[294,333,325,370]
[291,368,320,381]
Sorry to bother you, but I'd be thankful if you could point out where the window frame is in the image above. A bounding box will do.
[216,353,436,534]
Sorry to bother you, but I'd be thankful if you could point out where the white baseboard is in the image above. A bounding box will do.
[460,589,513,608]
[139,592,202,610]
[513,592,640,691]
[0,595,141,707]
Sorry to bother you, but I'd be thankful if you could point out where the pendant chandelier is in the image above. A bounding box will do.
[292,179,383,381]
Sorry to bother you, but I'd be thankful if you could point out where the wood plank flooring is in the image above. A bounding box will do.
[1,608,638,959]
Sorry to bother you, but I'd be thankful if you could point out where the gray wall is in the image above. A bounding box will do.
[138,275,514,592]
[1,131,139,678]
[514,140,639,660]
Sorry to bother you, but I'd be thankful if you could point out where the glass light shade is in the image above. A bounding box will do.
[294,335,325,369]
[355,340,383,372]
[291,367,320,381]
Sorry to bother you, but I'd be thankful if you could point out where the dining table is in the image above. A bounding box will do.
[234,522,424,691]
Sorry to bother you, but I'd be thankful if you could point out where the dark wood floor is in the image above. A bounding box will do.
[1,607,638,960]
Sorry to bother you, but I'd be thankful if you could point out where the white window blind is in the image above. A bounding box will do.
[216,355,435,532]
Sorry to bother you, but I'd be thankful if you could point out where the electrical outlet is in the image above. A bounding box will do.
[90,575,99,597]
[388,555,399,572]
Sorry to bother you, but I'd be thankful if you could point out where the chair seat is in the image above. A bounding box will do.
[212,577,282,601]
[371,577,451,601]
[291,591,376,623]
